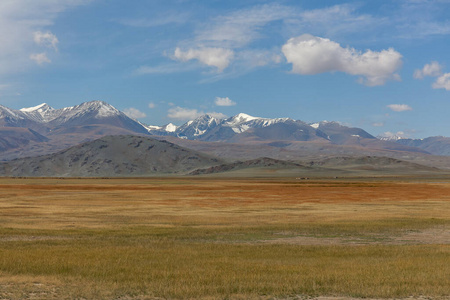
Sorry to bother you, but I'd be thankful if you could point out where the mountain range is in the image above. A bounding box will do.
[1,100,450,175]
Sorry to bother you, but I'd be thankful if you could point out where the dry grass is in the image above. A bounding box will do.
[0,177,449,299]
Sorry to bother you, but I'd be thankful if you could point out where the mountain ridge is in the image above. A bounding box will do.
[1,100,449,163]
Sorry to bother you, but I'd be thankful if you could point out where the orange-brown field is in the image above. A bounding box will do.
[0,177,449,299]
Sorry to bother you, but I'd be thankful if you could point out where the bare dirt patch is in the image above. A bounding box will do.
[262,227,450,246]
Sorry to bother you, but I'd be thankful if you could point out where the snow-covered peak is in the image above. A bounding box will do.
[19,103,56,122]
[0,105,24,119]
[163,123,177,132]
[226,113,260,125]
[377,134,405,141]
[182,114,222,128]
[20,103,53,113]
[176,114,223,138]
[309,121,334,128]
[75,101,121,118]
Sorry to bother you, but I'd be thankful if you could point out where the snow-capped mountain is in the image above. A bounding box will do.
[20,103,56,123]
[2,101,149,135]
[176,114,223,139]
[0,100,439,160]
[224,113,291,134]
[47,101,132,127]
[143,112,379,143]
[144,113,294,141]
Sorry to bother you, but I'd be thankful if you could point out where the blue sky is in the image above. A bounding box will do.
[1,0,450,138]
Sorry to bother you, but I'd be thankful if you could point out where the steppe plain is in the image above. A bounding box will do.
[0,175,449,299]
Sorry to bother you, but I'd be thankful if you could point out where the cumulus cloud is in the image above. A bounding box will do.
[414,61,443,79]
[281,34,402,86]
[123,107,147,119]
[215,97,236,106]
[33,31,59,51]
[167,106,226,121]
[148,102,156,109]
[29,53,51,65]
[432,73,450,90]
[387,104,412,112]
[172,47,234,72]
[372,122,384,127]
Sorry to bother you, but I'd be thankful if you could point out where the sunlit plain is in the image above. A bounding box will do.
[0,177,449,299]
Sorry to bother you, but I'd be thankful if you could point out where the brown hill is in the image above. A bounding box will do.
[0,135,222,177]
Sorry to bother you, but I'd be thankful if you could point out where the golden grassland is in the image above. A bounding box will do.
[0,176,449,299]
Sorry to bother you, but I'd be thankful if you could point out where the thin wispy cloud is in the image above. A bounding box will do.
[29,53,51,65]
[167,106,226,121]
[387,104,412,112]
[117,10,190,28]
[396,0,450,39]
[288,4,381,39]
[134,63,198,75]
[33,31,59,51]
[195,3,294,49]
[0,0,90,75]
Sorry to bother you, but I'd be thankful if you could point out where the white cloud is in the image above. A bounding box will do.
[172,47,234,72]
[0,0,89,75]
[215,97,236,106]
[29,53,51,65]
[33,31,58,51]
[168,106,203,120]
[372,122,384,127]
[413,62,450,91]
[123,107,147,119]
[387,104,412,112]
[281,34,402,86]
[413,61,443,79]
[167,106,226,121]
[432,73,450,90]
[148,102,156,109]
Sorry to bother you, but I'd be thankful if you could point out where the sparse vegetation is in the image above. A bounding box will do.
[0,177,449,299]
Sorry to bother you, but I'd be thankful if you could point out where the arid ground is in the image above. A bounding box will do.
[0,176,449,299]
